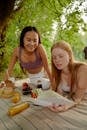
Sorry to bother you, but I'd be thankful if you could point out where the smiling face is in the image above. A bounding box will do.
[52,47,70,70]
[23,31,39,52]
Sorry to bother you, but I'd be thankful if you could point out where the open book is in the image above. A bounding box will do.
[23,90,75,107]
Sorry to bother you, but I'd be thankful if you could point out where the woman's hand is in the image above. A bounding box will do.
[48,104,69,112]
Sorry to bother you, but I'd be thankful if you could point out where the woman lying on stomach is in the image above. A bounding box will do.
[49,40,87,112]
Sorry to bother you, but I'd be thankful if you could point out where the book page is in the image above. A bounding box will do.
[24,90,75,107]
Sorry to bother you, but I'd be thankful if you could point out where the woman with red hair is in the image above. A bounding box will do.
[49,40,87,112]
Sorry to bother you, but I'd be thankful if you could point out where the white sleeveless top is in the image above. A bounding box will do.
[58,81,70,92]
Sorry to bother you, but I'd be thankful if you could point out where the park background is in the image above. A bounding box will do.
[0,0,87,81]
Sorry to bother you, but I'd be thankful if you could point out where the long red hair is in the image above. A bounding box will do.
[51,40,83,94]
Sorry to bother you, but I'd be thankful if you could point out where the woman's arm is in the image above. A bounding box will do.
[4,47,18,81]
[72,65,87,104]
[38,44,52,82]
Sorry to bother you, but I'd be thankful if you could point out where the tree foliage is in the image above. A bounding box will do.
[0,0,24,71]
[0,0,87,80]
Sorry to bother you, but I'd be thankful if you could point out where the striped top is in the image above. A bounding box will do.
[18,47,43,70]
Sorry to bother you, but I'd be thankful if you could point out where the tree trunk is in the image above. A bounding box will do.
[0,0,16,71]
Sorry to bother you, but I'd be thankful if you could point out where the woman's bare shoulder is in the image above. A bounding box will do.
[37,44,48,62]
[77,64,87,78]
[38,44,44,50]
[13,46,20,56]
[38,44,46,54]
[79,64,87,72]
